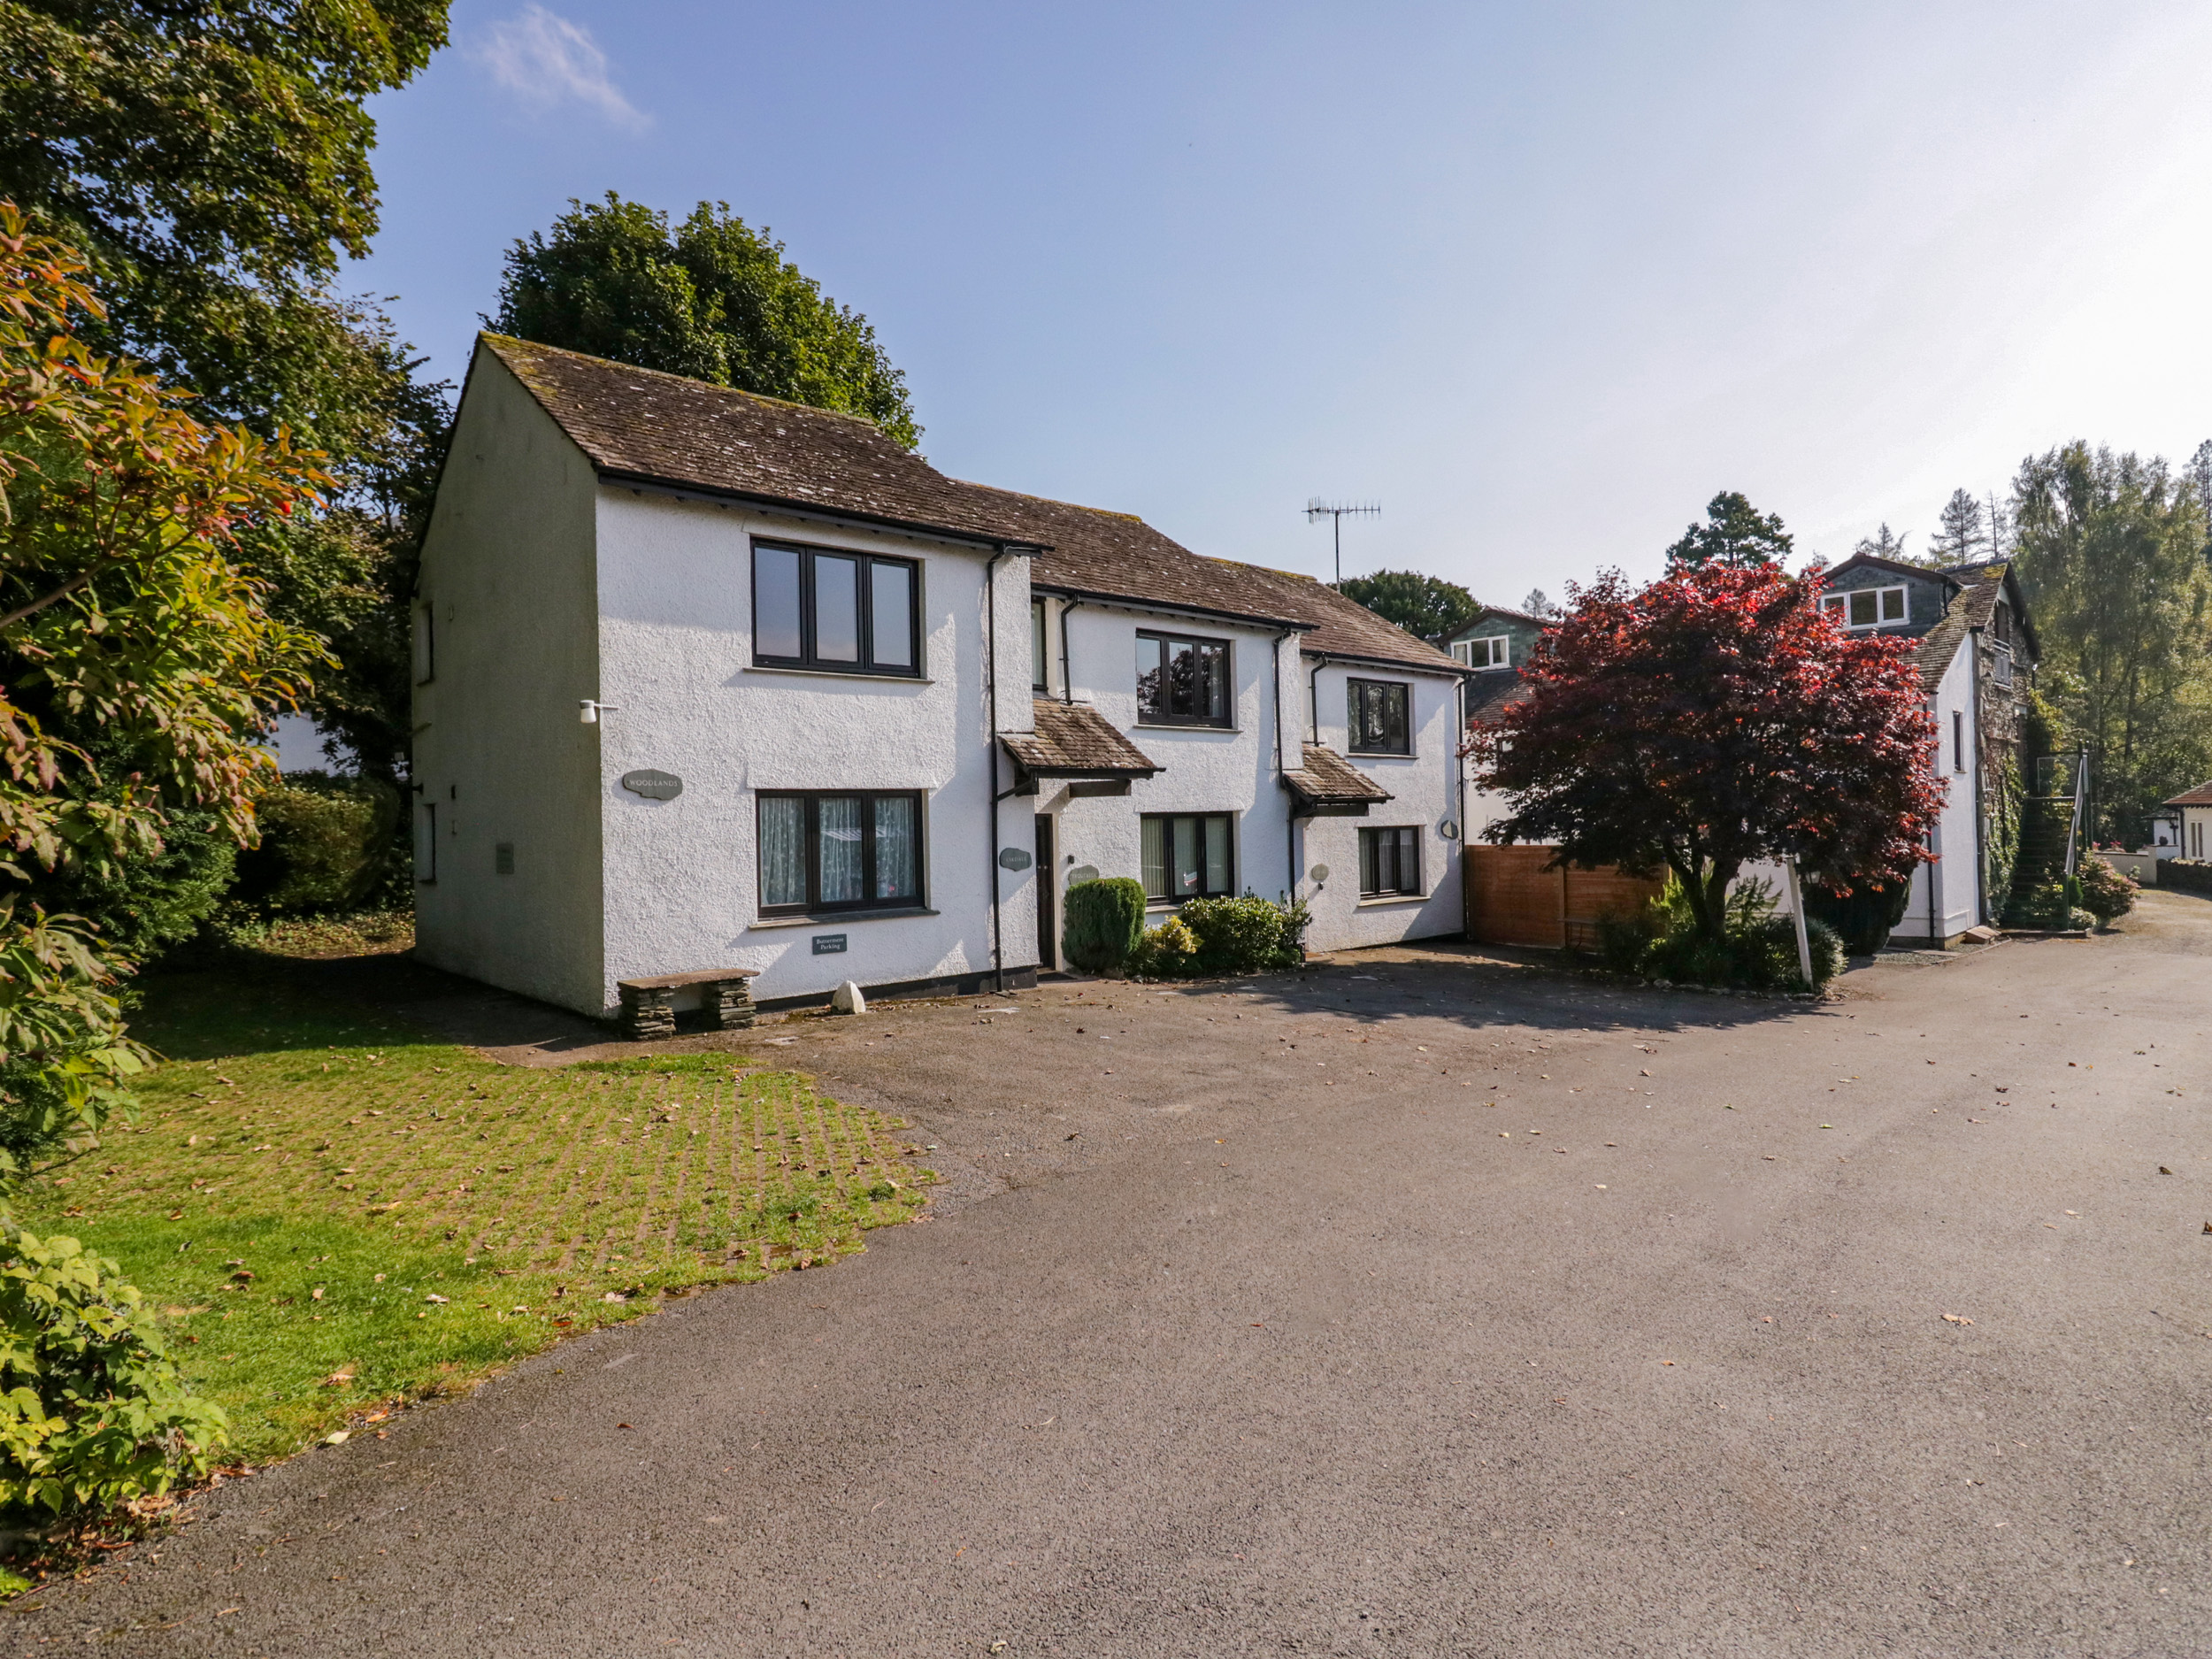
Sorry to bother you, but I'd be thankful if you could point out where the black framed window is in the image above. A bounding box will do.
[1032,597,1048,691]
[757,791,925,915]
[1136,632,1230,726]
[1359,826,1420,896]
[1348,679,1410,754]
[752,541,920,675]
[1141,813,1234,902]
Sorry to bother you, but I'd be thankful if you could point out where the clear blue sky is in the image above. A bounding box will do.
[355,0,2212,603]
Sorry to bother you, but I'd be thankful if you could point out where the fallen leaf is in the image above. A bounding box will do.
[425,1294,449,1304]
[324,1431,349,1446]
[1941,1313,1974,1326]
[2159,1166,2173,1176]
[320,1367,356,1388]
[311,1287,324,1301]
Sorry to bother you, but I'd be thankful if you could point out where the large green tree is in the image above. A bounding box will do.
[1664,490,1793,571]
[2009,442,2212,841]
[0,1,456,782]
[1333,569,1481,640]
[493,195,922,449]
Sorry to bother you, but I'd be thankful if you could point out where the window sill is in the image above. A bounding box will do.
[742,664,933,685]
[1133,720,1239,733]
[1347,750,1416,761]
[748,906,939,931]
[1356,893,1429,907]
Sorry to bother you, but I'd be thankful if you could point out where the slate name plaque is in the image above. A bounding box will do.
[811,934,848,955]
[620,769,683,801]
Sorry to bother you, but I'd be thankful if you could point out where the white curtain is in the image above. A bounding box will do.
[818,795,864,903]
[874,795,917,900]
[760,796,806,908]
[1141,816,1166,899]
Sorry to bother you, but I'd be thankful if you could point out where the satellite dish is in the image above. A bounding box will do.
[1438,818,1461,841]
[1309,864,1330,884]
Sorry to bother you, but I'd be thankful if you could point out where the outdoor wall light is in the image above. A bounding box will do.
[579,699,620,725]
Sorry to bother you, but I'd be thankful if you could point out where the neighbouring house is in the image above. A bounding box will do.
[410,336,1472,1018]
[1453,557,2043,949]
[1437,603,1552,675]
[2166,780,2212,862]
[1816,553,2040,944]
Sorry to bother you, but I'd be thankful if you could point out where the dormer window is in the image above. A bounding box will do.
[1455,635,1510,668]
[1821,585,1907,628]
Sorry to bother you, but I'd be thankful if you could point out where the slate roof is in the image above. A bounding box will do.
[1912,560,2018,691]
[1280,744,1393,810]
[961,482,1463,672]
[480,335,1048,549]
[1463,669,1532,723]
[483,334,1461,674]
[1001,699,1160,777]
[1442,603,1550,636]
[2165,780,2212,808]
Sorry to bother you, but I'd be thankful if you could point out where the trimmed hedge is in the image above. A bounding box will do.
[2162,858,2212,895]
[1063,878,1147,972]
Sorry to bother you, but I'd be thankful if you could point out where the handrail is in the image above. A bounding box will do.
[2063,749,2085,875]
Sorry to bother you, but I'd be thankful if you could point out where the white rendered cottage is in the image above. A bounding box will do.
[411,337,1471,1018]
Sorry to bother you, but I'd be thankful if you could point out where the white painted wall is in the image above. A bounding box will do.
[590,488,1033,1012]
[412,348,608,1014]
[1036,603,1302,950]
[1893,641,1981,944]
[1299,660,1465,949]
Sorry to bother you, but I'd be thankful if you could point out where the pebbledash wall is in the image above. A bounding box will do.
[1302,659,1464,948]
[1032,600,1464,964]
[1035,600,1303,940]
[414,349,1043,1018]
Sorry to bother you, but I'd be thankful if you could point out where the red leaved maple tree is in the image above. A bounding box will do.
[1464,563,1943,941]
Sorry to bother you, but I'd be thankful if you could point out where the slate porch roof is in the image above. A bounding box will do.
[1000,699,1161,778]
[1279,744,1393,813]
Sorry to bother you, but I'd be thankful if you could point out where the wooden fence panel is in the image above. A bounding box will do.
[1463,847,1665,949]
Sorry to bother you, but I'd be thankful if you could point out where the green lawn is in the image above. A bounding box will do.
[16,958,933,1465]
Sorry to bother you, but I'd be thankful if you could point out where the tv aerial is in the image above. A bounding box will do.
[1306,498,1380,583]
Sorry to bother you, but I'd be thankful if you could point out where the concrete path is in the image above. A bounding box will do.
[12,894,2210,1656]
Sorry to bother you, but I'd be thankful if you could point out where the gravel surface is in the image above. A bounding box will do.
[11,893,2209,1657]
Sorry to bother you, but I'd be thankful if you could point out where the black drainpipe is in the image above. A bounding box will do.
[1058,595,1081,703]
[986,547,1012,993]
[1307,652,1329,745]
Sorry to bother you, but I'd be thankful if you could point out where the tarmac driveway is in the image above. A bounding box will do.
[12,892,2212,1656]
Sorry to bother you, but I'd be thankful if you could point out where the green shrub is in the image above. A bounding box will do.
[1802,874,1913,956]
[2006,880,2093,930]
[1179,895,1304,973]
[229,776,401,916]
[1062,878,1147,973]
[1126,914,1198,978]
[1609,878,1842,991]
[2074,854,2136,921]
[0,1225,227,1517]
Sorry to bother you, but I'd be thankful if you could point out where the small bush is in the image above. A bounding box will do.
[1179,895,1305,973]
[229,776,401,916]
[2007,880,2094,930]
[1802,874,1914,956]
[0,1226,228,1517]
[1609,878,1842,991]
[2073,853,2138,921]
[1062,878,1148,973]
[1126,914,1198,978]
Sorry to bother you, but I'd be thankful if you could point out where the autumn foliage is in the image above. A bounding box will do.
[1465,562,1943,941]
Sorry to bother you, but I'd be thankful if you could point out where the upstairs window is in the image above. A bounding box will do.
[1821,585,1907,628]
[1136,631,1230,726]
[1032,597,1048,691]
[1348,679,1411,755]
[1455,635,1510,668]
[752,541,920,675]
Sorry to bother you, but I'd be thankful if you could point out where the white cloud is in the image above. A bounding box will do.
[471,5,648,132]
